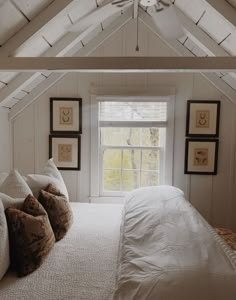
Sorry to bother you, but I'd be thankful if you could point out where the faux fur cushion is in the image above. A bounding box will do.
[5,195,55,277]
[38,184,73,241]
[0,193,25,280]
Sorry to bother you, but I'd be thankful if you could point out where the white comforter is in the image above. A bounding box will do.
[114,186,236,300]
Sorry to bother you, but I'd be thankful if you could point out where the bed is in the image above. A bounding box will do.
[0,186,236,300]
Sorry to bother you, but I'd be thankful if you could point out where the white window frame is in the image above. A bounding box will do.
[90,90,175,201]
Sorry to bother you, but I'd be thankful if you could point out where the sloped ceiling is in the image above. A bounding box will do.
[0,0,235,113]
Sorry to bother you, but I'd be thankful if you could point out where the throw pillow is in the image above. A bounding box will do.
[38,184,73,241]
[0,193,25,280]
[25,159,69,200]
[0,170,32,198]
[5,195,55,277]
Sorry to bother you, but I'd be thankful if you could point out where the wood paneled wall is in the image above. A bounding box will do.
[0,110,12,172]
[10,20,236,230]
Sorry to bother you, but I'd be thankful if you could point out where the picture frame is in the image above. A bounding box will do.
[50,97,82,134]
[184,139,219,175]
[186,100,220,137]
[49,135,81,170]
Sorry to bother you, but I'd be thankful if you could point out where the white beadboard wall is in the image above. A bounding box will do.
[10,20,236,230]
[0,110,12,172]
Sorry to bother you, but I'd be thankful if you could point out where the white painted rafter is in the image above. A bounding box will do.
[205,0,236,28]
[0,0,74,56]
[174,6,230,57]
[139,9,236,105]
[9,10,133,120]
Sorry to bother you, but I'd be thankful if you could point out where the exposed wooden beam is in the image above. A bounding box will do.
[174,6,229,57]
[9,10,133,120]
[0,0,74,56]
[139,10,236,105]
[1,57,236,72]
[205,0,236,28]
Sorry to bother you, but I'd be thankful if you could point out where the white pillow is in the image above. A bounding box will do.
[26,159,69,200]
[0,192,24,209]
[0,200,9,280]
[44,158,66,184]
[0,172,8,186]
[0,194,25,280]
[0,170,32,198]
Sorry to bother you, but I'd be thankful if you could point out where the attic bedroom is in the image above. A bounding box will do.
[0,0,236,299]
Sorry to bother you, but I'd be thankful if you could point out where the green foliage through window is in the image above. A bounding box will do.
[102,128,162,192]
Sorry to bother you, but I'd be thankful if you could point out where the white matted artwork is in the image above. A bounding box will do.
[186,100,220,137]
[184,139,218,175]
[49,135,80,170]
[50,98,82,134]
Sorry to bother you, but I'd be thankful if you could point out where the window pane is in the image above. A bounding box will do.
[141,128,160,147]
[103,149,121,169]
[141,150,160,170]
[141,171,159,187]
[103,170,121,191]
[101,128,140,146]
[122,171,140,191]
[123,149,141,169]
[101,128,161,147]
[100,102,167,121]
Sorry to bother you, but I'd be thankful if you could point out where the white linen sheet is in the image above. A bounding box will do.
[0,203,123,300]
[114,186,236,300]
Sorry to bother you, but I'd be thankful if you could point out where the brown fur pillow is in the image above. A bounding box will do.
[5,195,55,277]
[38,184,73,241]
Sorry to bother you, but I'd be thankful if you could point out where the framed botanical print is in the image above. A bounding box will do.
[49,135,81,170]
[50,97,82,134]
[186,100,220,137]
[184,139,219,175]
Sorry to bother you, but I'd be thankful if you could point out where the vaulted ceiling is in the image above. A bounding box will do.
[0,0,236,115]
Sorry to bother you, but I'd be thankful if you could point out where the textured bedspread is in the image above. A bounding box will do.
[114,186,236,300]
[0,203,123,300]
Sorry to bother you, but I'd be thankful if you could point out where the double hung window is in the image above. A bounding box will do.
[90,95,174,198]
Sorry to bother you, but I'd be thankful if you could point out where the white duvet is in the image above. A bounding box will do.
[114,186,236,300]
